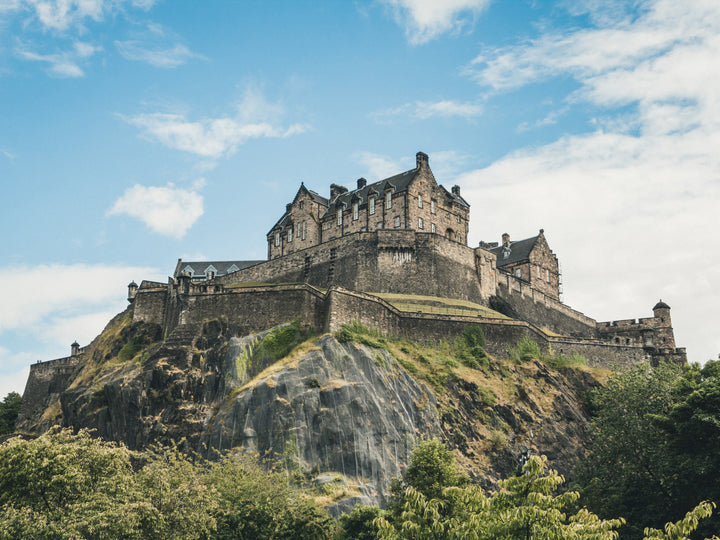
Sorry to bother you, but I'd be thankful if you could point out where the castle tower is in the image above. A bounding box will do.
[128,281,138,303]
[71,341,80,357]
[652,300,676,349]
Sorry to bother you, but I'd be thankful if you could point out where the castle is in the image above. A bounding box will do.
[20,151,686,419]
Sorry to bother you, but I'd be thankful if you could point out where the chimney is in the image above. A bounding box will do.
[330,183,348,200]
[502,233,510,247]
[357,178,367,189]
[416,151,429,169]
[127,281,138,303]
[286,203,292,214]
[71,341,80,357]
[452,185,461,196]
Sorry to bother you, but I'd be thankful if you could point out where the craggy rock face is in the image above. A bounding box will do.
[203,335,442,502]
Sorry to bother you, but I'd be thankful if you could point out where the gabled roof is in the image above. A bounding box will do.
[439,185,470,209]
[175,260,264,278]
[268,183,329,234]
[488,235,540,267]
[322,167,420,218]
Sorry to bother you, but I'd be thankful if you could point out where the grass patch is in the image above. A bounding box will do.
[335,321,387,348]
[509,336,543,364]
[545,352,587,369]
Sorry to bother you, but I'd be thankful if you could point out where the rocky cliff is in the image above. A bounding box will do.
[16,309,602,508]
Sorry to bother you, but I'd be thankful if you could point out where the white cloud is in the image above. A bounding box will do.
[15,39,100,77]
[115,23,202,68]
[382,0,491,45]
[374,99,482,122]
[457,0,720,365]
[123,87,308,158]
[0,364,30,399]
[4,0,156,32]
[0,264,156,332]
[107,182,204,238]
[354,151,404,180]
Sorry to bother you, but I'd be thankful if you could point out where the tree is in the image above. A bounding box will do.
[575,361,684,538]
[0,392,21,436]
[375,455,624,539]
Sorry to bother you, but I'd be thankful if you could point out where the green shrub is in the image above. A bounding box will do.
[546,352,587,369]
[509,336,542,363]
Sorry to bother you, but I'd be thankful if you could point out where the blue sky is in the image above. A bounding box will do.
[1,0,719,398]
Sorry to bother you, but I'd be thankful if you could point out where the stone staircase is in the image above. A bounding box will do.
[157,323,203,356]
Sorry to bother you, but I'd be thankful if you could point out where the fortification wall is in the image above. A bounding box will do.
[177,284,326,334]
[547,338,651,370]
[132,281,168,327]
[16,355,80,432]
[494,275,597,338]
[219,230,489,303]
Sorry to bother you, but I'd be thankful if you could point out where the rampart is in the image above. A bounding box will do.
[16,353,83,432]
[494,275,597,338]
[215,229,495,304]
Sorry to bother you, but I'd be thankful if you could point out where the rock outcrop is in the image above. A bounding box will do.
[17,311,601,507]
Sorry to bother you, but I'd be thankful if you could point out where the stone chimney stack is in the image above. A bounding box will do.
[127,281,138,303]
[502,233,511,247]
[330,183,348,200]
[416,151,429,169]
[451,185,461,196]
[357,178,367,189]
[286,203,292,214]
[71,341,80,357]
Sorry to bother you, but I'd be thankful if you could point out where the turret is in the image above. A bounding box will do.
[128,281,138,303]
[71,341,80,357]
[652,300,675,348]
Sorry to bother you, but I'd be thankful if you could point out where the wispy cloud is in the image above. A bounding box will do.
[122,85,309,158]
[15,40,101,77]
[115,23,202,68]
[381,0,491,45]
[7,0,155,32]
[354,151,404,180]
[458,0,720,364]
[374,99,482,122]
[107,181,204,238]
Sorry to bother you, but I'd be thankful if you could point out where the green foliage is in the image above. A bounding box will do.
[335,321,387,348]
[0,392,21,436]
[337,504,382,540]
[208,452,336,540]
[452,325,489,369]
[545,351,587,369]
[509,336,542,363]
[253,318,308,361]
[376,455,624,539]
[118,335,144,362]
[574,360,712,538]
[0,428,335,540]
[643,501,718,540]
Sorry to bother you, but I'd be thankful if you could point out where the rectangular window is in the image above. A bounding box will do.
[537,266,541,278]
[418,194,423,208]
[431,223,436,233]
[457,215,461,223]
[394,216,400,228]
[337,210,343,226]
[377,221,383,229]
[369,197,375,215]
[385,192,392,209]
[288,227,293,242]
[515,268,522,278]
[418,217,424,229]
[430,200,436,214]
[546,269,550,283]
[353,202,359,220]
[274,232,280,247]
[302,221,306,240]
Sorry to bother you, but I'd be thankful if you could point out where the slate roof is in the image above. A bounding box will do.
[174,260,264,279]
[653,300,671,310]
[488,235,540,268]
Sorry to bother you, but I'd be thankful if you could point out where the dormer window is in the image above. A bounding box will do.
[205,265,217,280]
[385,191,392,209]
[288,227,293,242]
[353,202,359,220]
[418,194,423,208]
[369,197,375,215]
[182,265,194,277]
[275,232,280,247]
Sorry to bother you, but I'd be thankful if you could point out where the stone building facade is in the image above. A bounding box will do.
[267,152,470,260]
